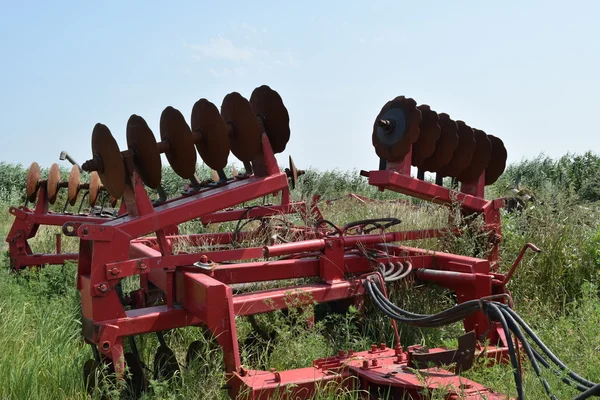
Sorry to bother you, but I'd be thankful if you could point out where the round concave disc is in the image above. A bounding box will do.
[458,129,492,183]
[160,106,197,179]
[89,172,101,207]
[47,163,61,205]
[153,345,180,380]
[412,105,441,168]
[438,120,476,178]
[289,155,299,189]
[191,99,230,170]
[221,92,263,162]
[83,359,100,394]
[124,352,149,396]
[372,96,422,162]
[26,162,41,202]
[68,165,81,206]
[420,113,459,172]
[127,114,162,189]
[249,85,290,154]
[91,123,126,199]
[485,135,507,185]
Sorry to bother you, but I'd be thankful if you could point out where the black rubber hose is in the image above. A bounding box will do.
[365,280,481,328]
[499,304,597,389]
[530,348,589,392]
[497,305,556,399]
[573,384,600,400]
[367,280,481,325]
[485,303,525,400]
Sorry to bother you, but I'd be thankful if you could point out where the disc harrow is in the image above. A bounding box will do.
[374,97,508,186]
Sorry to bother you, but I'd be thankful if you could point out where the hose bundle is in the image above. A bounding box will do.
[364,278,600,399]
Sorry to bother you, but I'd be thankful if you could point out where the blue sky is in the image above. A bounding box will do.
[1,1,599,173]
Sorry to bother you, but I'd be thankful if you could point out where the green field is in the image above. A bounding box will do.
[1,154,600,399]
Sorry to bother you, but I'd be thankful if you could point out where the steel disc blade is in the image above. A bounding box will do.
[485,135,507,185]
[91,123,126,198]
[221,92,263,162]
[412,105,441,168]
[68,165,80,206]
[249,85,290,154]
[289,155,299,189]
[185,340,202,368]
[127,114,162,189]
[438,120,476,178]
[89,172,101,207]
[26,162,41,202]
[153,345,180,380]
[420,113,459,172]
[191,98,230,170]
[124,352,148,396]
[458,129,492,183]
[160,106,197,179]
[372,96,422,162]
[47,163,61,205]
[83,359,100,394]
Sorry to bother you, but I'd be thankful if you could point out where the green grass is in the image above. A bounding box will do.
[1,156,600,399]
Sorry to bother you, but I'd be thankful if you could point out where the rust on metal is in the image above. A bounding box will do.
[485,135,508,185]
[372,96,422,162]
[250,85,290,154]
[412,105,441,168]
[26,162,41,202]
[89,124,126,199]
[458,129,492,183]
[46,163,61,205]
[68,165,81,206]
[191,98,230,170]
[420,113,459,173]
[221,92,263,162]
[89,172,101,207]
[160,106,197,180]
[127,115,162,189]
[438,120,476,178]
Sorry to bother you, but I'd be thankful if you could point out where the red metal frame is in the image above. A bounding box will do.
[74,138,516,399]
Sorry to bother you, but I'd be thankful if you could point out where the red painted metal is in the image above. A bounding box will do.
[73,136,518,399]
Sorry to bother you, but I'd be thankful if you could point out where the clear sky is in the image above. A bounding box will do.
[1,1,599,173]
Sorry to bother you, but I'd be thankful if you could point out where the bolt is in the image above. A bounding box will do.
[338,350,345,358]
[138,262,147,270]
[82,227,89,235]
[98,284,108,293]
[380,343,386,350]
[200,255,208,263]
[371,344,377,352]
[372,359,378,367]
[109,267,120,276]
[362,360,369,369]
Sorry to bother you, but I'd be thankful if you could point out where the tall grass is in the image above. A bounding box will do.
[0,154,600,399]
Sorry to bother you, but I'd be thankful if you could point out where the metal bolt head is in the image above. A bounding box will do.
[379,343,386,350]
[98,284,108,293]
[362,360,369,369]
[109,267,119,276]
[371,344,377,352]
[138,262,147,270]
[372,359,378,366]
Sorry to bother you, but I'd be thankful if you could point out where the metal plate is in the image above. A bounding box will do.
[221,92,263,162]
[68,165,80,206]
[438,120,476,178]
[160,106,197,179]
[127,114,162,189]
[485,135,508,185]
[91,123,126,198]
[458,129,492,183]
[185,340,202,368]
[420,113,459,172]
[47,163,61,205]
[249,85,290,154]
[26,162,41,202]
[372,96,422,162]
[89,172,101,207]
[153,345,180,380]
[412,105,441,168]
[191,98,230,170]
